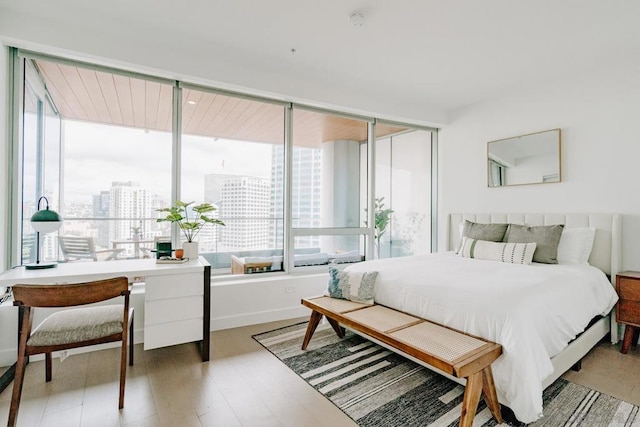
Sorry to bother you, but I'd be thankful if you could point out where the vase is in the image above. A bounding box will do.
[182,241,199,260]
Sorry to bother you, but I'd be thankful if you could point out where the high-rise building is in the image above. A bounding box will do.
[92,190,110,247]
[108,181,151,246]
[205,174,270,252]
[270,145,322,249]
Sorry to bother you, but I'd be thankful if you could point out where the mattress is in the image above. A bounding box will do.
[344,252,618,423]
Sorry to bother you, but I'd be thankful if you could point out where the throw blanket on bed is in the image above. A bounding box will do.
[344,252,618,423]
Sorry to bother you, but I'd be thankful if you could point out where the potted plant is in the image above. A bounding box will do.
[156,201,225,259]
[130,225,142,241]
[364,197,394,259]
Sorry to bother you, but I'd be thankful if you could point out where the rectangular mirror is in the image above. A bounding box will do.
[487,128,561,187]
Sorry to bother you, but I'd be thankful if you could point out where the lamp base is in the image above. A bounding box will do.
[25,262,58,270]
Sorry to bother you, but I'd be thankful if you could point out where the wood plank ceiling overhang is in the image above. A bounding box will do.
[35,60,408,148]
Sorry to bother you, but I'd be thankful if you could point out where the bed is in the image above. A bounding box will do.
[343,213,621,424]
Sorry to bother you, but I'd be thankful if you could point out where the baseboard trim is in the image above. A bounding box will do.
[212,306,309,330]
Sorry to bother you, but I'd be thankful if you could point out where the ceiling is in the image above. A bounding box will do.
[2,1,640,123]
[35,59,406,146]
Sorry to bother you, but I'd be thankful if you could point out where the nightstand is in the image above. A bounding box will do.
[616,271,640,354]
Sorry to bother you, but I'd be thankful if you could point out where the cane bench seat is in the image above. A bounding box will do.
[301,296,503,427]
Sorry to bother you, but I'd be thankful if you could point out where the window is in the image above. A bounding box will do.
[10,49,438,273]
[180,86,286,272]
[375,126,433,258]
[289,107,371,268]
[18,56,174,261]
[19,59,61,264]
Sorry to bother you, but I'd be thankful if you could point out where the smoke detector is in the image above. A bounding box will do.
[349,12,365,27]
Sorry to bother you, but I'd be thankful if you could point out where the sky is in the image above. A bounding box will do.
[63,120,274,204]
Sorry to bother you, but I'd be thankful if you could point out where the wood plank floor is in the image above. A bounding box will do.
[0,318,638,426]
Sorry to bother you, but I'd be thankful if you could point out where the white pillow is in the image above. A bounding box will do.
[458,237,537,265]
[556,227,596,265]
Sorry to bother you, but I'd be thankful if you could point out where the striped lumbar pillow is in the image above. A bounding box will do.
[458,237,537,265]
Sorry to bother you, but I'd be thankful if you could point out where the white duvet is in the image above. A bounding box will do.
[344,252,618,423]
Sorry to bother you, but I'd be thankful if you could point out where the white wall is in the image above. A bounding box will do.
[438,61,640,270]
[211,274,327,330]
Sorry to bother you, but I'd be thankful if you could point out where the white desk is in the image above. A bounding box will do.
[0,258,211,392]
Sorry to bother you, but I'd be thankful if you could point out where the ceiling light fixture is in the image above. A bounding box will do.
[349,12,365,27]
[187,100,197,105]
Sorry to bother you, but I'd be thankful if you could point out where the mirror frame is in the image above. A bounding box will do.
[487,128,561,188]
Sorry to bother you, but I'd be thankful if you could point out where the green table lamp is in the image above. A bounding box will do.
[26,196,63,269]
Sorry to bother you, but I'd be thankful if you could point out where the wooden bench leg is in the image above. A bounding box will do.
[326,317,345,338]
[481,366,503,424]
[460,371,483,427]
[302,311,323,350]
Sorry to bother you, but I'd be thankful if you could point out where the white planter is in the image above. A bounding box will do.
[182,242,199,260]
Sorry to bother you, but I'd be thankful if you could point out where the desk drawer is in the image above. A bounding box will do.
[146,272,203,301]
[144,318,203,350]
[145,296,203,325]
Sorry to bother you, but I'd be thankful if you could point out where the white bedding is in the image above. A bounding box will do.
[344,252,618,423]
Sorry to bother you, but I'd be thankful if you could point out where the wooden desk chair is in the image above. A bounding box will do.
[58,236,124,262]
[7,277,134,427]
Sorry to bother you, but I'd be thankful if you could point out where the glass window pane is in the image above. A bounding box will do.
[21,65,41,264]
[29,58,176,260]
[375,127,432,258]
[180,89,285,273]
[292,108,368,228]
[390,130,431,256]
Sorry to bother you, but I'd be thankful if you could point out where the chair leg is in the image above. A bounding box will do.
[45,352,52,382]
[8,348,28,426]
[119,338,127,409]
[129,312,134,366]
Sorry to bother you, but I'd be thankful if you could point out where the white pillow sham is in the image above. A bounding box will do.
[556,227,596,265]
[458,237,537,265]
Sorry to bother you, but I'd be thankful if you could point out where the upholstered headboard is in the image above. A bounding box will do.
[447,213,621,280]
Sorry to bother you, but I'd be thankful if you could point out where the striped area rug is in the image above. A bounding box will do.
[253,322,640,427]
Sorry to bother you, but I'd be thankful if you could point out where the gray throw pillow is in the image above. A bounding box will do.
[503,223,565,264]
[461,220,509,242]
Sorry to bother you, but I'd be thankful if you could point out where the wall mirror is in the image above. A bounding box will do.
[487,128,561,187]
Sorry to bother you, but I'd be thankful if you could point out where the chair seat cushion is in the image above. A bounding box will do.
[27,305,124,347]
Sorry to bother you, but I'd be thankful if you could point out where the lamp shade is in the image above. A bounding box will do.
[31,207,63,233]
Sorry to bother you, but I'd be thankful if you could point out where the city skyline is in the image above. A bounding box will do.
[63,119,274,206]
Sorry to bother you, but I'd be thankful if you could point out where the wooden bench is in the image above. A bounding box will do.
[301,296,503,427]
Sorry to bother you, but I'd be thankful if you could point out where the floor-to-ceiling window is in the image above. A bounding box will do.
[19,59,61,265]
[374,126,433,259]
[179,85,286,271]
[23,56,174,261]
[10,49,438,272]
[290,106,370,269]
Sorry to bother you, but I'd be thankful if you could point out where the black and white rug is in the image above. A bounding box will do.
[253,322,640,426]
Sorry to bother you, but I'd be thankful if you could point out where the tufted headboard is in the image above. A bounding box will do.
[447,213,621,281]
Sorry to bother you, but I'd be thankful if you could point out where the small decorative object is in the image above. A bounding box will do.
[156,241,172,259]
[156,201,225,259]
[175,249,184,259]
[26,196,63,269]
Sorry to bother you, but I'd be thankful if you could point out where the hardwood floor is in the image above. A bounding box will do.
[0,318,638,426]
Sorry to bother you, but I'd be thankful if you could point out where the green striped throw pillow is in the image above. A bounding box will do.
[458,237,537,265]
